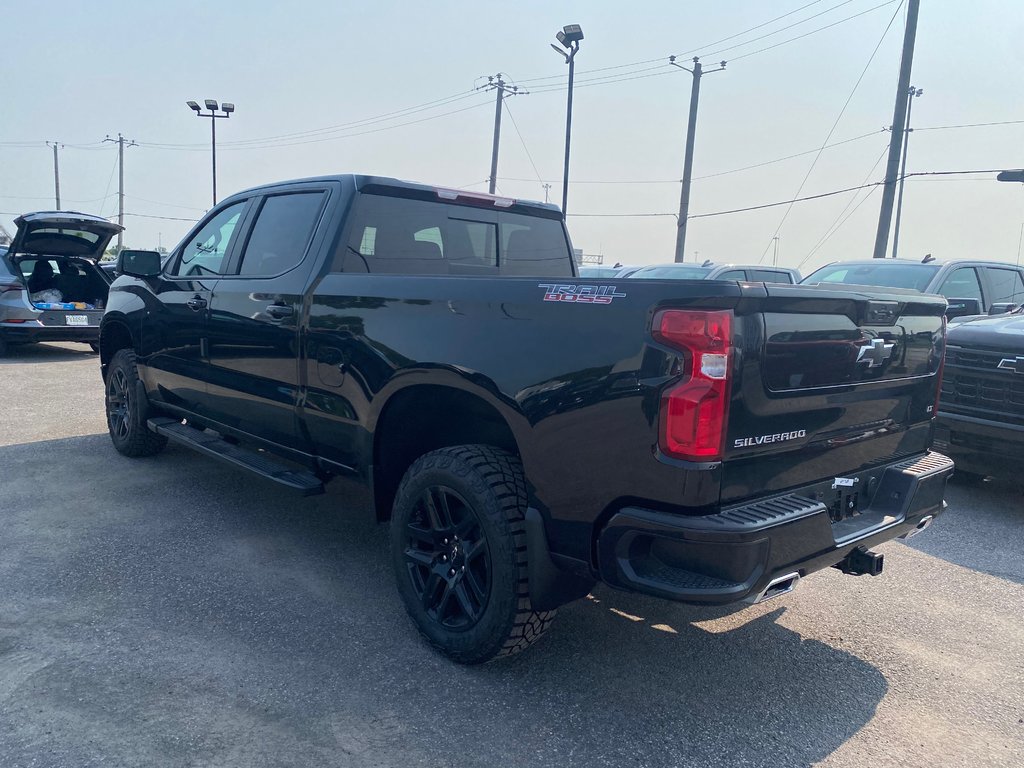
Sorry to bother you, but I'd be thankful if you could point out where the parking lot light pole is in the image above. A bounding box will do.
[550,24,583,215]
[187,100,235,205]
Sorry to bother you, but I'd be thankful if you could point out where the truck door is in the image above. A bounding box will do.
[144,200,249,417]
[205,189,330,450]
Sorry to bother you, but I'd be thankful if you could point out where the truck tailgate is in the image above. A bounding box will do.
[722,284,946,503]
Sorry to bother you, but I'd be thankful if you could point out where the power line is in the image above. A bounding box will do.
[502,100,545,186]
[799,142,891,267]
[697,0,860,59]
[729,0,900,63]
[756,0,904,263]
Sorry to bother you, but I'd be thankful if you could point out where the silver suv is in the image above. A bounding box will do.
[0,212,122,356]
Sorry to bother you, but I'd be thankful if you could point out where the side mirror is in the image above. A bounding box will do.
[944,297,982,319]
[988,302,1018,315]
[118,249,162,278]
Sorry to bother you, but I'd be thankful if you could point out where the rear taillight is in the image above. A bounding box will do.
[933,316,947,418]
[653,309,733,461]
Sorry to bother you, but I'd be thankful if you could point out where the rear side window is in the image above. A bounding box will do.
[337,194,569,276]
[716,270,746,280]
[238,192,325,276]
[984,267,1024,303]
[752,269,794,284]
[937,267,983,302]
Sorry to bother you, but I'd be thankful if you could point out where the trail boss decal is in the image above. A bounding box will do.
[538,283,627,304]
[734,429,806,449]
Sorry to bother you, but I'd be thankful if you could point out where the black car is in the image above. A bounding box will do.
[802,258,1024,319]
[99,174,952,663]
[935,310,1024,482]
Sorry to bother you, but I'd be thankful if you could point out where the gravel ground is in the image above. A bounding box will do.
[1,342,1022,768]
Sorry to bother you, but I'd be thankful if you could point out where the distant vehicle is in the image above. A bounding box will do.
[802,258,1024,319]
[0,211,120,356]
[628,262,801,284]
[578,264,641,279]
[935,309,1024,483]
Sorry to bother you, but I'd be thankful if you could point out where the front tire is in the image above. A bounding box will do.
[390,445,555,664]
[105,349,168,457]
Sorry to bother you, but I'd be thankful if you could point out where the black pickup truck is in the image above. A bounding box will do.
[935,310,1024,482]
[99,174,953,663]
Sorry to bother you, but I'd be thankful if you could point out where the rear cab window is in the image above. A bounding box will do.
[336,192,571,277]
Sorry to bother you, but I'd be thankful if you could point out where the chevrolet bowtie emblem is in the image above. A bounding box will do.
[857,338,895,368]
[997,355,1024,375]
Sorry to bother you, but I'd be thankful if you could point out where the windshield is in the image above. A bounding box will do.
[803,263,940,291]
[629,265,712,280]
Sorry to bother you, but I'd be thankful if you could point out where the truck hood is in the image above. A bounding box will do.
[946,311,1024,353]
[8,211,123,262]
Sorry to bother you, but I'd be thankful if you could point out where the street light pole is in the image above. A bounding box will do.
[550,24,584,216]
[187,100,235,206]
[891,86,923,260]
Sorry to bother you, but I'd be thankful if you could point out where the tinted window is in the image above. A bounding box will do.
[578,267,621,278]
[984,267,1024,303]
[629,266,712,280]
[937,267,983,302]
[752,269,795,284]
[803,263,939,291]
[338,194,569,276]
[174,202,246,277]
[238,192,325,276]
[715,270,746,280]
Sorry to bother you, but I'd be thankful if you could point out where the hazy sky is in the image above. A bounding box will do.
[2,0,1022,273]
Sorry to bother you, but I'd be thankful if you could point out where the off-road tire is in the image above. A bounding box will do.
[105,348,168,457]
[390,445,556,664]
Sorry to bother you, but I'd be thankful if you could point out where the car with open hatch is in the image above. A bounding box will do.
[0,211,120,356]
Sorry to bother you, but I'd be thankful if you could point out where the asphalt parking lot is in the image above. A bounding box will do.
[1,342,1022,768]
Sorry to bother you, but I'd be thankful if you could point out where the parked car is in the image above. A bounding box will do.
[100,174,952,663]
[578,264,641,278]
[934,309,1024,482]
[802,258,1024,319]
[0,211,120,356]
[628,262,801,283]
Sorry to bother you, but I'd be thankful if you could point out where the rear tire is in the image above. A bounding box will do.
[105,349,168,457]
[390,445,556,664]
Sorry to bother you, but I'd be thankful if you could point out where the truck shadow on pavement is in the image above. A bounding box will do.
[2,434,887,768]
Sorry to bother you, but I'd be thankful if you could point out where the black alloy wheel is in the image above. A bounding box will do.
[390,445,556,664]
[105,349,167,457]
[403,485,490,630]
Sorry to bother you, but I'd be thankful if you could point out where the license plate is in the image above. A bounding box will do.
[65,315,89,326]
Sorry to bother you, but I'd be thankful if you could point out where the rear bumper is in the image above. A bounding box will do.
[596,451,953,605]
[0,321,99,344]
[935,411,1024,477]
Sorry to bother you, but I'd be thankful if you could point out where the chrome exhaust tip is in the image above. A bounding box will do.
[749,572,801,604]
[900,514,934,540]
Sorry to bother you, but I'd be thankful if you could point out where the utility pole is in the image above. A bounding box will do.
[480,75,523,195]
[103,133,137,250]
[872,0,921,258]
[45,141,63,210]
[670,56,726,263]
[891,85,923,260]
[542,183,552,204]
[772,236,780,267]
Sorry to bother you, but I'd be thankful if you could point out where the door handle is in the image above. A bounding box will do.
[266,304,294,319]
[186,296,207,311]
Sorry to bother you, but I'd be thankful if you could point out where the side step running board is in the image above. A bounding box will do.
[148,417,325,496]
